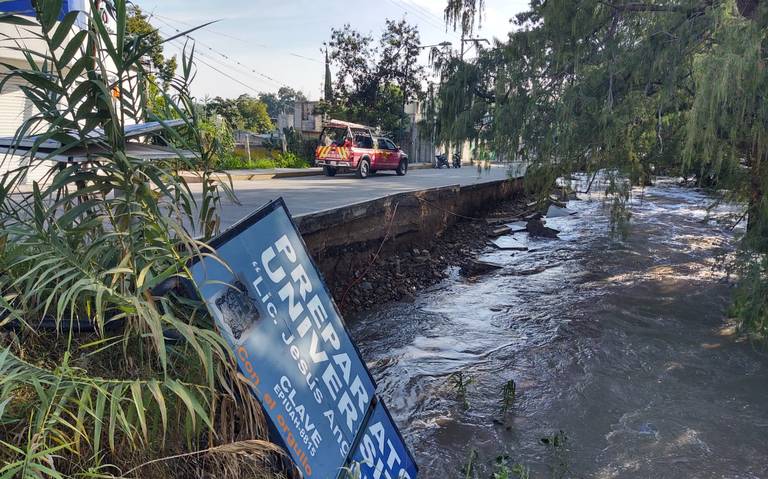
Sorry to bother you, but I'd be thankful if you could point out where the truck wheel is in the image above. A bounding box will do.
[356,158,370,179]
[324,166,337,177]
[396,159,408,176]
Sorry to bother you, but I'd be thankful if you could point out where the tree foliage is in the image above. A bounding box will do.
[437,0,768,335]
[324,19,426,138]
[204,94,273,133]
[126,4,177,88]
[258,86,307,118]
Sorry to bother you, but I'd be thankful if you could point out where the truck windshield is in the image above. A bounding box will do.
[320,127,349,147]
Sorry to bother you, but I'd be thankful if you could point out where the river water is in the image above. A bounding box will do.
[349,180,768,478]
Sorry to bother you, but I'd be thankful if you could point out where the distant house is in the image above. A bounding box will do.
[277,100,324,139]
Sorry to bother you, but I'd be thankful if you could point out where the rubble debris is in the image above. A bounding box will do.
[490,226,513,237]
[506,221,528,232]
[547,196,567,208]
[546,204,576,218]
[461,259,504,277]
[329,195,535,315]
[490,236,529,251]
[526,217,560,238]
[486,216,520,225]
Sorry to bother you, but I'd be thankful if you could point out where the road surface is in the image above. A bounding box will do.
[193,164,522,229]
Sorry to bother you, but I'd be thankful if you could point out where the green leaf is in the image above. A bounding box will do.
[108,383,125,451]
[0,14,37,26]
[58,30,88,67]
[50,10,80,51]
[37,0,64,33]
[129,381,148,444]
[147,380,167,445]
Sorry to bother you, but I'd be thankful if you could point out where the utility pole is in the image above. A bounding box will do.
[460,37,490,60]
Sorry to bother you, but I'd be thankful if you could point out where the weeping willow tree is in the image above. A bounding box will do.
[0,1,285,477]
[436,0,768,336]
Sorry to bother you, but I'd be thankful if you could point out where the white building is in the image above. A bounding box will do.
[0,0,117,183]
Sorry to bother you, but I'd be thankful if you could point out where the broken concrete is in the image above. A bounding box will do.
[295,178,524,287]
[546,204,576,218]
[490,235,529,251]
[526,217,560,238]
[461,259,504,277]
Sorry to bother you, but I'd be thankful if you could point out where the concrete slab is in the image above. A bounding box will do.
[194,163,526,229]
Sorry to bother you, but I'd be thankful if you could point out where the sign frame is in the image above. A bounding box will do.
[191,197,384,479]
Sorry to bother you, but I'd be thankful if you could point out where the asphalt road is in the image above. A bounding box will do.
[194,164,523,229]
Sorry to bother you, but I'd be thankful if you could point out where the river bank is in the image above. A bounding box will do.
[346,179,768,478]
[329,193,540,314]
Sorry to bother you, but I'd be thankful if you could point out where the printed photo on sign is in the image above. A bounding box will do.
[209,279,262,345]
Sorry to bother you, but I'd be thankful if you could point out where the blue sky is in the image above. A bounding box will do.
[135,0,529,100]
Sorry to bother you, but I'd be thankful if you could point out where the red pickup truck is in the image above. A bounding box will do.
[315,120,408,179]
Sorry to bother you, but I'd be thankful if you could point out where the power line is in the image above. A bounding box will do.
[152,13,321,65]
[289,52,322,64]
[150,12,251,44]
[152,19,295,89]
[401,0,447,27]
[386,0,446,32]
[160,32,284,90]
[163,40,266,95]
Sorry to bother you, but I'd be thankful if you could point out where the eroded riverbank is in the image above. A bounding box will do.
[348,180,768,478]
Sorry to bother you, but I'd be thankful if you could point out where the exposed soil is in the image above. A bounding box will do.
[330,195,541,315]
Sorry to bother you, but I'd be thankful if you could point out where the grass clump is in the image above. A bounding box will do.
[0,1,283,477]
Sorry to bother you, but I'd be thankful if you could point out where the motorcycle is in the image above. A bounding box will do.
[452,153,462,168]
[434,154,450,169]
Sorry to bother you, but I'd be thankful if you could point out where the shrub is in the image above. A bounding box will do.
[0,3,277,477]
[273,151,309,168]
[216,151,309,170]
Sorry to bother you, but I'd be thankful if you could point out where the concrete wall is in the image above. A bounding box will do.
[295,178,524,284]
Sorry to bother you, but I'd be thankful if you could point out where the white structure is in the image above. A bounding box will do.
[276,100,323,139]
[0,1,117,183]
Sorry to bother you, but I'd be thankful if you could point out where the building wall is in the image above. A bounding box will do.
[402,101,436,164]
[0,1,122,184]
[293,101,323,138]
[0,70,33,178]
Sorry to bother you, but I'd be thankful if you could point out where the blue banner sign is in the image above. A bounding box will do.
[352,401,418,479]
[191,198,400,478]
[0,0,72,17]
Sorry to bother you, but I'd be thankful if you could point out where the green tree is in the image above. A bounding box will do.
[258,86,307,118]
[204,96,242,130]
[326,19,425,138]
[205,95,273,133]
[236,94,273,132]
[126,4,177,88]
[436,0,768,335]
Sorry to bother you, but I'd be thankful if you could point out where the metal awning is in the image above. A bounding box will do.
[0,119,194,162]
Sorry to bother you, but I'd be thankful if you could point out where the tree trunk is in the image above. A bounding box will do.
[748,153,763,233]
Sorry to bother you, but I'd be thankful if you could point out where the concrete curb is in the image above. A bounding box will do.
[294,178,524,285]
[180,162,437,183]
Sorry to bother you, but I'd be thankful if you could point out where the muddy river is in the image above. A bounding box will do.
[350,180,768,478]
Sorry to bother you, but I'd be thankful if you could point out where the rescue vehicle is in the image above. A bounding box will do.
[315,119,408,178]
